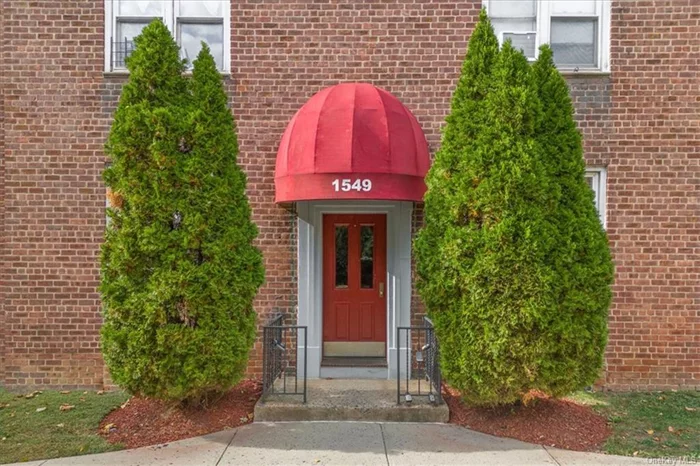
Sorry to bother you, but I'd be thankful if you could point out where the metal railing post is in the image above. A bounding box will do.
[396,327,401,405]
[396,318,442,405]
[303,327,307,404]
[261,313,307,403]
[262,326,268,400]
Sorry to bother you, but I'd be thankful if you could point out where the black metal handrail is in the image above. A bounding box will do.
[111,37,135,70]
[261,313,307,403]
[397,316,442,405]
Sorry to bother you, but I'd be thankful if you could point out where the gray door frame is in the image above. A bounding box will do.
[295,200,413,379]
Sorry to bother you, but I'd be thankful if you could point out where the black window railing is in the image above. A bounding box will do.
[397,316,442,405]
[111,37,135,71]
[261,313,307,403]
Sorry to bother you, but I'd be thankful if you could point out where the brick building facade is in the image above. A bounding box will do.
[0,0,698,391]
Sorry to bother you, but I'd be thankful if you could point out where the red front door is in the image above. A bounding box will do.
[322,214,387,357]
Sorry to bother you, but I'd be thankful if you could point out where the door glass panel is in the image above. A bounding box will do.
[360,225,374,289]
[335,226,348,288]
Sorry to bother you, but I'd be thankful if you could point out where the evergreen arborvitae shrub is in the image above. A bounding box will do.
[415,11,613,406]
[101,22,264,405]
[530,45,614,396]
[417,10,500,257]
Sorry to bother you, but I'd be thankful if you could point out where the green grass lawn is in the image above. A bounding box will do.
[568,390,700,459]
[0,388,129,465]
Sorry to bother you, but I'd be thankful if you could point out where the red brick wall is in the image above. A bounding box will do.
[97,0,485,381]
[0,0,6,386]
[604,0,700,390]
[0,0,107,388]
[0,0,697,391]
[228,0,482,376]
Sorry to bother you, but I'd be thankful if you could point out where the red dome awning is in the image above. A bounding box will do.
[275,83,431,203]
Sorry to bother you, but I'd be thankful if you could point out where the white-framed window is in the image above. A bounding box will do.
[104,0,230,72]
[483,0,610,72]
[585,167,607,228]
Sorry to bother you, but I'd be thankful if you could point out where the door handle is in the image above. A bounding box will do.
[379,282,384,298]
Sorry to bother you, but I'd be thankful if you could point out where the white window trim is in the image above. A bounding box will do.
[104,0,231,73]
[585,167,607,229]
[483,0,610,72]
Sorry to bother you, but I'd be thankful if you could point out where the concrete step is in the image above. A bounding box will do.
[321,356,387,367]
[254,378,449,423]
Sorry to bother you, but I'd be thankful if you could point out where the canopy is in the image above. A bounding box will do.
[275,83,431,203]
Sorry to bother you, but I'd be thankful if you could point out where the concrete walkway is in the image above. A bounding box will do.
[12,422,651,466]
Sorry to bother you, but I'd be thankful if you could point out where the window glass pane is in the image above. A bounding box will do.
[117,21,150,42]
[114,20,150,68]
[335,226,348,288]
[585,175,594,189]
[552,0,596,16]
[179,0,224,17]
[489,0,536,18]
[119,1,163,16]
[491,18,537,38]
[586,170,606,227]
[551,18,597,67]
[360,226,374,289]
[585,173,599,211]
[503,32,537,58]
[179,22,224,69]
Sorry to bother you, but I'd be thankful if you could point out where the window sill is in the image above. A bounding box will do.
[104,70,130,77]
[183,70,232,78]
[103,70,232,78]
[558,69,611,77]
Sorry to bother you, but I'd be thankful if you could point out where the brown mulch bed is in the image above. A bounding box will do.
[99,379,261,449]
[443,385,610,452]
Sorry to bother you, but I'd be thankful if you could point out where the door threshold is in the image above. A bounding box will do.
[321,357,387,368]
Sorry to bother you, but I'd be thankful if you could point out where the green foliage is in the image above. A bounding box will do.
[530,45,613,397]
[415,12,613,406]
[100,21,264,405]
[443,10,501,157]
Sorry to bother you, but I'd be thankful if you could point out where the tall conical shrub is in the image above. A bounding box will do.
[414,10,500,317]
[101,19,188,400]
[417,34,556,406]
[530,45,613,396]
[101,22,264,404]
[416,11,614,406]
[442,10,501,157]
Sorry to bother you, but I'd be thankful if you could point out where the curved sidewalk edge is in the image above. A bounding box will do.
[8,422,653,466]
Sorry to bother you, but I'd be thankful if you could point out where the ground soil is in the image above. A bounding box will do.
[99,379,609,452]
[443,385,611,452]
[99,379,261,449]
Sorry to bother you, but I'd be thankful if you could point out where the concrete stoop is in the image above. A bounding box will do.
[254,378,449,423]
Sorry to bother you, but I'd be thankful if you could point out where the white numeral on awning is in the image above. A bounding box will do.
[332,179,372,192]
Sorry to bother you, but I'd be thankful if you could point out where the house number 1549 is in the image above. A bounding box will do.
[332,179,373,192]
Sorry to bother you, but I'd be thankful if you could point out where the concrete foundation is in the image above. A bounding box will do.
[254,379,449,423]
